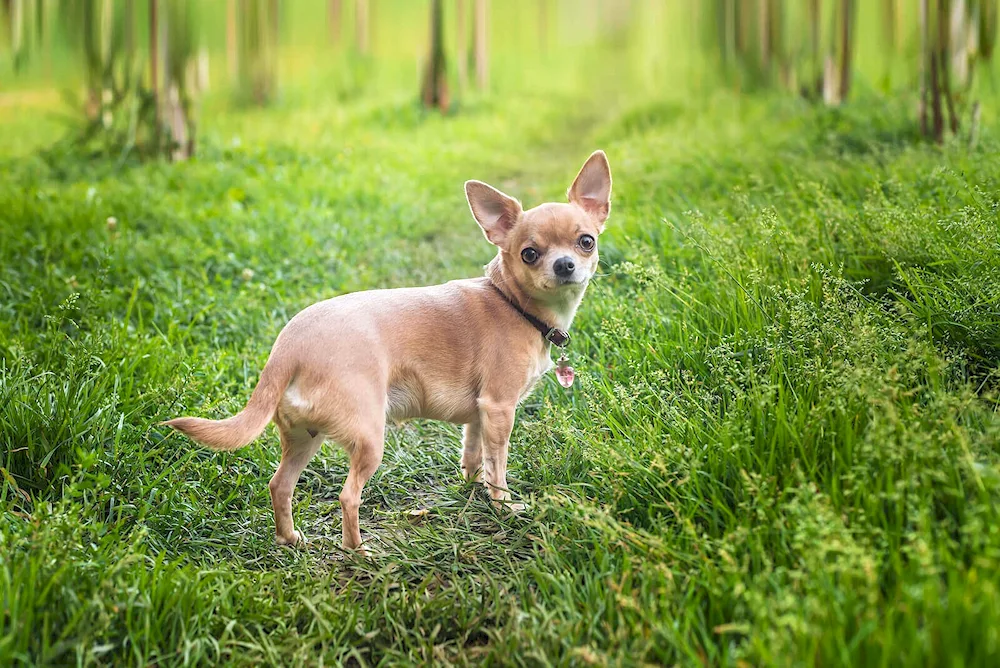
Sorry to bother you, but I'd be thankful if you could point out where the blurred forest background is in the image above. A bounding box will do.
[2,0,998,158]
[3,2,1000,666]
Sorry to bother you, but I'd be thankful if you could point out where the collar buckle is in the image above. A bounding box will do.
[545,328,570,348]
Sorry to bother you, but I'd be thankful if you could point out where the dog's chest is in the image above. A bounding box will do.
[518,351,555,402]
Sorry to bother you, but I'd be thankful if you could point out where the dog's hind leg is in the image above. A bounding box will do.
[269,424,324,546]
[338,421,385,553]
[301,368,387,553]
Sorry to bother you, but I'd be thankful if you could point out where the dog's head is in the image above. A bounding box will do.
[465,151,612,304]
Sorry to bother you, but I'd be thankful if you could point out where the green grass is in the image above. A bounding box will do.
[3,29,1000,667]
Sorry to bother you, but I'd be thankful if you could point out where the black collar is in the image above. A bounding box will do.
[489,283,570,348]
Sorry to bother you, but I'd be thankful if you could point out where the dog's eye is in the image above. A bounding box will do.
[578,234,596,252]
[521,248,539,264]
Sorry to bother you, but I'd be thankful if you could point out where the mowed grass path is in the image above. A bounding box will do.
[2,77,1000,666]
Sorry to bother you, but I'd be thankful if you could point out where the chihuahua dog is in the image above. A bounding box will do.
[166,150,612,551]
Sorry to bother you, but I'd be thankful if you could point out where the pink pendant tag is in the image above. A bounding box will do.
[555,354,575,388]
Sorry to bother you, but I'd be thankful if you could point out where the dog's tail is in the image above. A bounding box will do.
[164,351,294,452]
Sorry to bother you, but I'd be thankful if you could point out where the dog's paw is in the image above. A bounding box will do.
[492,499,527,513]
[341,542,370,558]
[276,530,304,547]
[460,465,483,483]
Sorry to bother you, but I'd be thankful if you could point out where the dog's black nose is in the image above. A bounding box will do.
[553,256,576,277]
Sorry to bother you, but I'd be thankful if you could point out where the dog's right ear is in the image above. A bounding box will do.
[465,180,523,246]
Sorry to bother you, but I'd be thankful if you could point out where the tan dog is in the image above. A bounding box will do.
[166,151,612,551]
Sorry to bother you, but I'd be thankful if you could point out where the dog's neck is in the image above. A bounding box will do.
[485,255,586,334]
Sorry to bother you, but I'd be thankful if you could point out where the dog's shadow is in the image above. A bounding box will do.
[292,420,535,570]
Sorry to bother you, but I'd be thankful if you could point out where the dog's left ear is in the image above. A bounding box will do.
[568,150,612,231]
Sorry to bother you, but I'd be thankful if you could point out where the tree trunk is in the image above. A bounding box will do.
[100,0,111,64]
[329,0,342,45]
[167,0,196,160]
[168,83,189,161]
[41,0,54,76]
[237,0,277,105]
[121,0,134,58]
[938,0,959,134]
[759,0,770,70]
[838,0,854,101]
[456,0,467,90]
[11,0,22,66]
[969,100,981,147]
[809,0,821,97]
[160,1,182,160]
[930,42,945,142]
[82,0,100,119]
[949,0,968,88]
[539,0,549,53]
[158,0,169,119]
[227,0,237,78]
[270,0,279,94]
[474,0,488,90]
[719,0,736,68]
[421,0,449,111]
[981,0,998,60]
[919,0,929,135]
[882,0,896,49]
[823,53,839,104]
[355,0,368,55]
[149,0,159,133]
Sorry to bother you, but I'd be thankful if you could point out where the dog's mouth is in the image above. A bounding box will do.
[544,276,588,289]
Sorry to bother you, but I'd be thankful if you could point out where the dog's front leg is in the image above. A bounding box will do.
[460,421,483,482]
[477,397,523,511]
